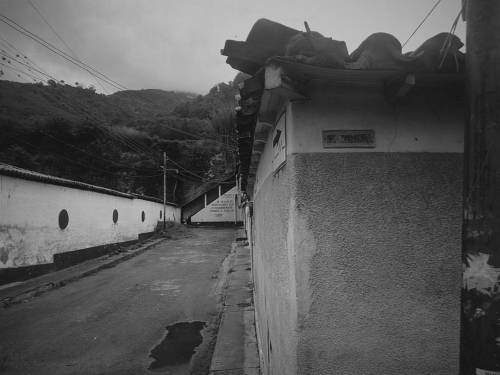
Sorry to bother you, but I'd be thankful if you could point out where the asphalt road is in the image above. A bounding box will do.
[0,227,235,375]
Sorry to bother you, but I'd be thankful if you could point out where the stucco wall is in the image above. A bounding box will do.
[293,153,462,374]
[253,153,462,375]
[251,88,463,375]
[0,175,180,268]
[253,162,298,375]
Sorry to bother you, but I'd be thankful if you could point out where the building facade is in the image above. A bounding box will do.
[224,19,465,375]
[181,182,243,225]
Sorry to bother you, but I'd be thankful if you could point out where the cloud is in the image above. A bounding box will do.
[0,0,465,94]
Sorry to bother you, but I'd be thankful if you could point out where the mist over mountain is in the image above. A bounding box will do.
[0,79,239,201]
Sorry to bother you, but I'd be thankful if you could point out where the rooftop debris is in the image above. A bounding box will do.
[222,19,465,192]
[222,18,464,74]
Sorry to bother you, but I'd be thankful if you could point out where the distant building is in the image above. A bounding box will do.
[224,19,464,375]
[180,179,243,225]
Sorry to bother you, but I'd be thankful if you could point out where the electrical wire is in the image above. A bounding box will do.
[6,136,121,175]
[5,114,208,182]
[166,157,204,179]
[438,8,462,70]
[1,16,236,151]
[0,50,57,81]
[0,14,127,90]
[402,0,443,48]
[36,130,158,171]
[0,50,46,82]
[4,133,165,178]
[0,61,42,82]
[26,0,108,94]
[156,119,237,150]
[0,33,51,78]
[0,47,47,82]
[0,15,235,178]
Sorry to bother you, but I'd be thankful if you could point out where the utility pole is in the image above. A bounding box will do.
[161,152,179,231]
[163,152,167,231]
[462,0,500,373]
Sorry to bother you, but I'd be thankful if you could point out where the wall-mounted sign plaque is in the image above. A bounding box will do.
[322,129,376,148]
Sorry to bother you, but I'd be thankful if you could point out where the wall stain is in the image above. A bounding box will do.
[0,247,8,264]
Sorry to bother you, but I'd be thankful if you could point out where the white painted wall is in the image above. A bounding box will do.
[254,87,464,196]
[191,186,241,223]
[0,175,180,268]
[288,88,464,154]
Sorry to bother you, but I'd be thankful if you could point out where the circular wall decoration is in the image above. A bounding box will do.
[113,209,118,223]
[141,211,145,222]
[58,209,69,230]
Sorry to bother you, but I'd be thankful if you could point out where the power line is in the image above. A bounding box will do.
[6,135,121,175]
[156,119,237,149]
[26,0,75,59]
[166,157,204,179]
[439,8,462,69]
[37,130,158,171]
[402,0,443,48]
[0,50,47,82]
[0,61,43,82]
[4,133,164,178]
[26,0,108,94]
[7,123,157,173]
[0,14,234,176]
[0,68,229,180]
[0,50,57,81]
[0,33,51,78]
[1,15,237,151]
[0,13,127,90]
[1,11,236,151]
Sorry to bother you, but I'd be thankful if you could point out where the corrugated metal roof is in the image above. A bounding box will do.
[0,163,177,206]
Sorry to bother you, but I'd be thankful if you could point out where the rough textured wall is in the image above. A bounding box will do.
[0,175,180,268]
[253,162,298,375]
[291,152,463,375]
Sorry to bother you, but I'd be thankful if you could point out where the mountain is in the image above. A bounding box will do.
[107,89,197,118]
[0,79,238,201]
[0,80,194,124]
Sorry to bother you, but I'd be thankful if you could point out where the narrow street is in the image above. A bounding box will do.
[0,227,235,375]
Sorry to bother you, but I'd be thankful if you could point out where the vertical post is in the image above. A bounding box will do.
[163,152,166,231]
[234,193,237,225]
[463,1,500,373]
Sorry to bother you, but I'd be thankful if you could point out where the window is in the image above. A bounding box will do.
[58,209,69,230]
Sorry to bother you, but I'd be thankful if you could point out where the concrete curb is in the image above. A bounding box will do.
[209,230,261,375]
[0,238,165,308]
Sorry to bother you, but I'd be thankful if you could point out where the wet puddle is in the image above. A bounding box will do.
[149,321,206,371]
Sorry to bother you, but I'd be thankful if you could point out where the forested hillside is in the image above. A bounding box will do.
[0,79,240,202]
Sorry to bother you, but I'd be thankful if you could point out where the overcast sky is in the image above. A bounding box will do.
[0,0,465,95]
